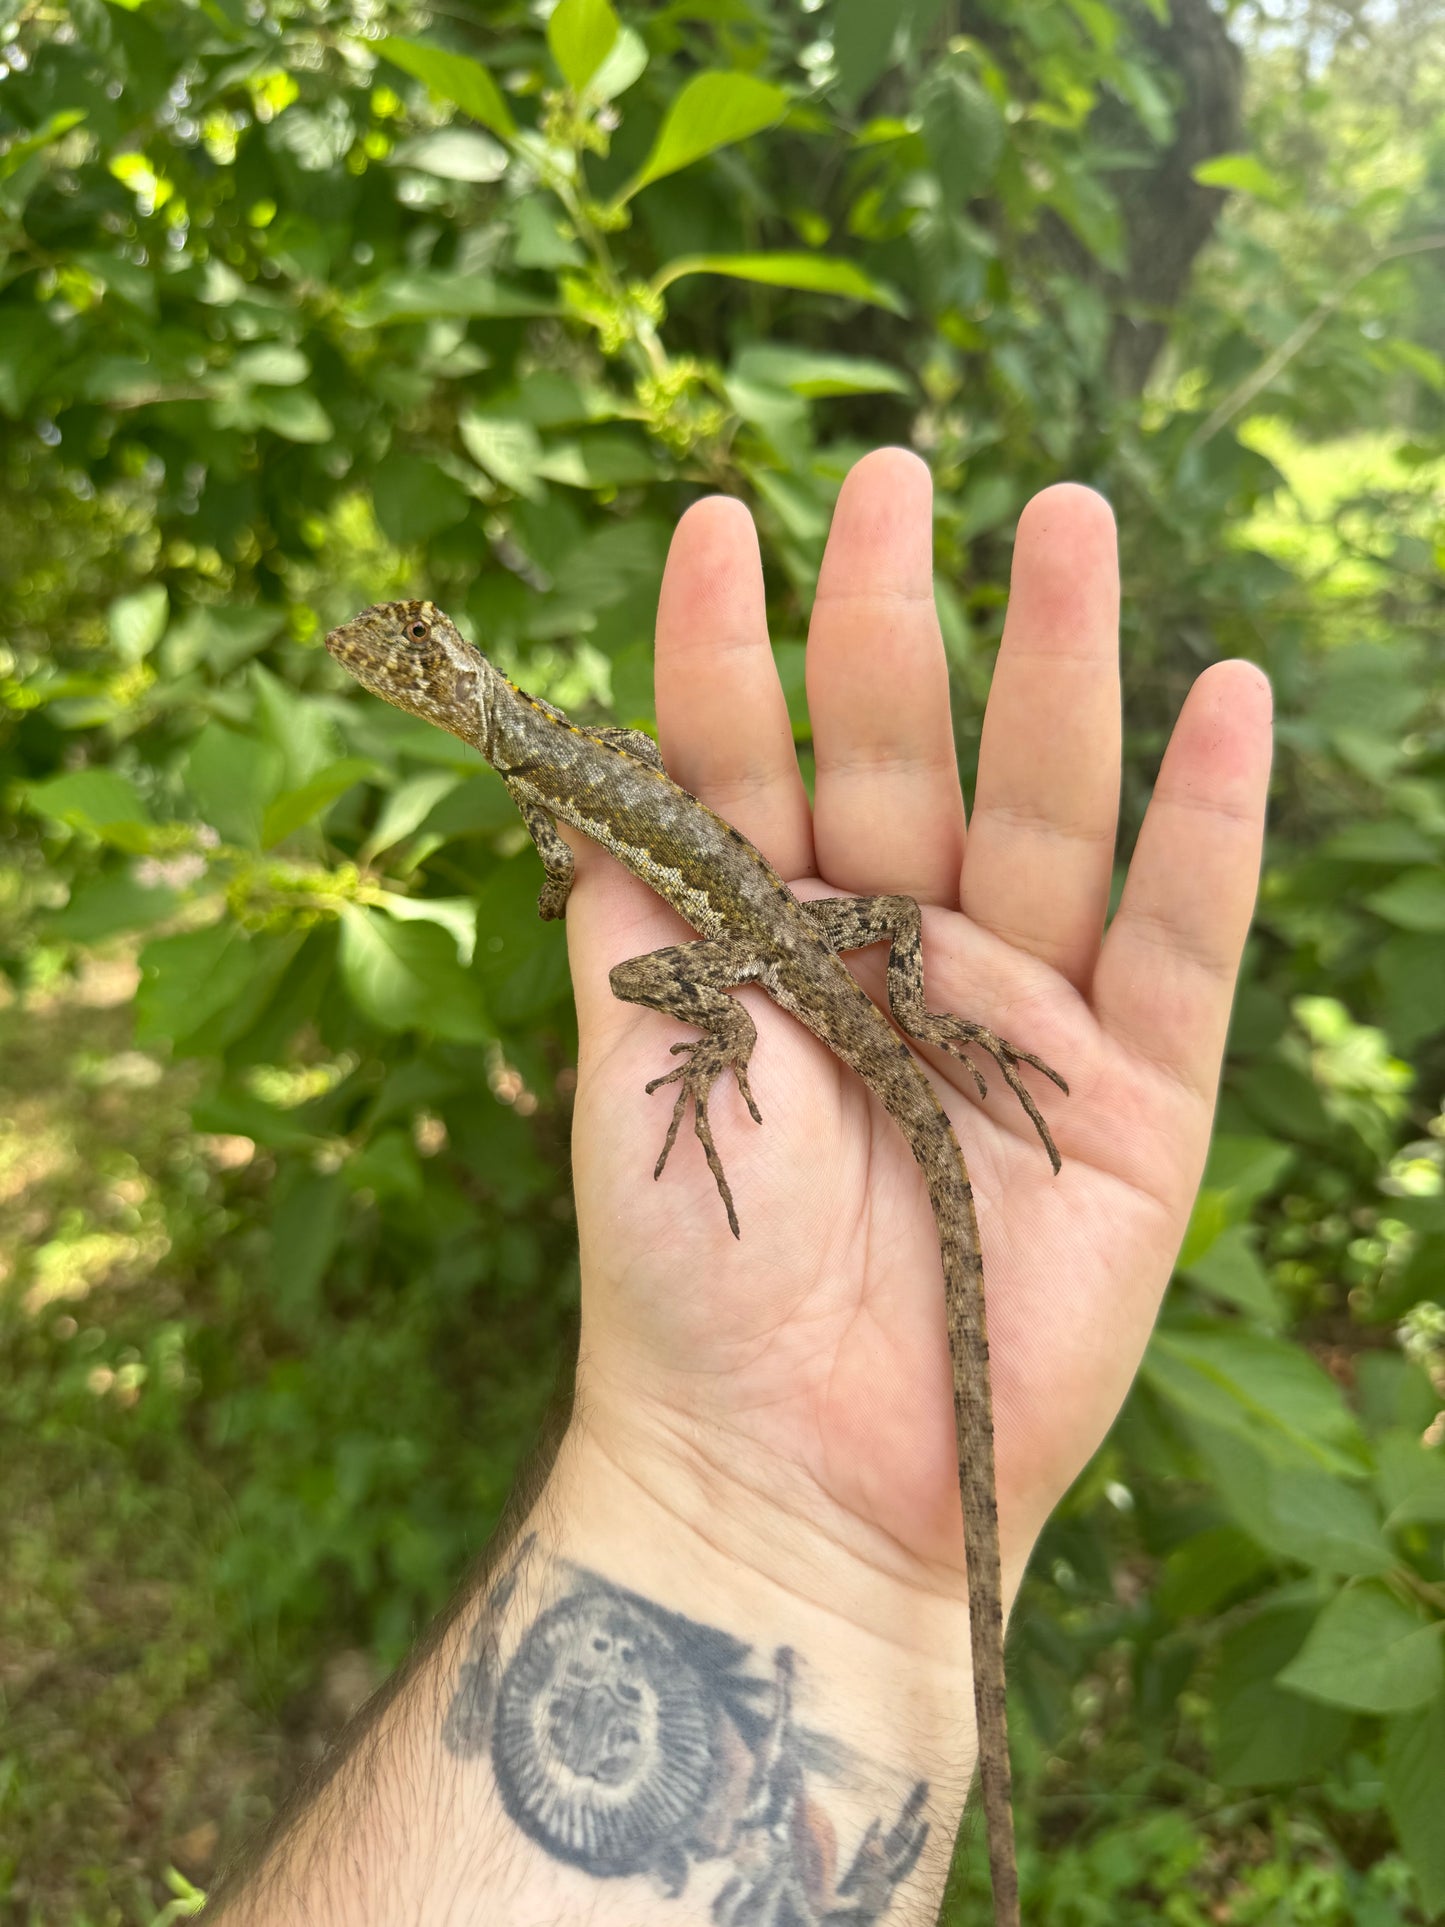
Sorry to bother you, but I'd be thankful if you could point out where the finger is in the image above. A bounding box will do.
[1094,661,1272,1098]
[654,495,814,878]
[807,448,966,905]
[962,485,1121,990]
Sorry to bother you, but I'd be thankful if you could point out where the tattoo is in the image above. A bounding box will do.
[444,1538,930,1924]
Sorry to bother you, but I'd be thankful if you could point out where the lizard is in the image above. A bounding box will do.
[324,595,1068,1927]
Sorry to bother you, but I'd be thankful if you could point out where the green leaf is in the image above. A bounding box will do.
[1321,820,1438,864]
[0,108,85,185]
[25,770,155,851]
[191,1087,320,1156]
[589,25,647,101]
[391,129,509,182]
[416,769,517,840]
[547,0,618,95]
[1180,1410,1391,1573]
[731,345,912,398]
[1211,1605,1354,1786]
[1180,1224,1282,1323]
[621,72,788,200]
[376,36,517,140]
[654,252,905,313]
[1377,1430,1445,1530]
[348,270,552,327]
[458,412,546,499]
[512,197,586,269]
[253,663,339,788]
[1044,165,1125,273]
[1358,1357,1443,1441]
[1193,153,1288,204]
[262,758,374,848]
[183,723,284,849]
[268,1168,347,1328]
[832,0,900,104]
[108,585,168,661]
[1178,1133,1294,1266]
[345,1128,424,1204]
[1157,1526,1271,1622]
[1277,1583,1443,1714]
[161,604,287,677]
[1384,1693,1445,1914]
[231,343,310,387]
[1378,933,1445,1050]
[362,772,460,858]
[373,455,471,546]
[136,921,268,1048]
[372,891,478,964]
[1367,868,1445,932]
[492,369,626,428]
[0,304,60,417]
[918,59,1005,203]
[338,905,489,1040]
[956,472,1018,541]
[753,469,831,543]
[1144,1329,1368,1478]
[48,872,180,944]
[471,856,572,1024]
[248,388,333,443]
[534,431,662,489]
[1259,1469,1395,1576]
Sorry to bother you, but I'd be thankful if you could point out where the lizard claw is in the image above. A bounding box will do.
[925,1021,1067,1174]
[646,1036,757,1238]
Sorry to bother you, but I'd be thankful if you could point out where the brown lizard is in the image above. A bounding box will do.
[325,596,1067,1927]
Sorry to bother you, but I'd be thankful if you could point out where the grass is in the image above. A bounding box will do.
[0,961,285,1922]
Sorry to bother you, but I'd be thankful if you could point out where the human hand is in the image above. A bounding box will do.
[213,452,1271,1923]
[564,447,1271,1615]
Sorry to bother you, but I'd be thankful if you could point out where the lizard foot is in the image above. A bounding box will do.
[645,1038,762,1239]
[915,1018,1068,1174]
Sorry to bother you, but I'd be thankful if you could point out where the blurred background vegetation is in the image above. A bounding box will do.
[0,0,1442,1919]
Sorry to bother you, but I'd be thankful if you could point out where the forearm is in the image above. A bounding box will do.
[208,1416,984,1926]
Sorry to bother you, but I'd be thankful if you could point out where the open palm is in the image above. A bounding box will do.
[563,449,1271,1600]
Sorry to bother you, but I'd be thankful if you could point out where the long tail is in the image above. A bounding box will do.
[779,973,1020,1926]
[888,1072,1019,1927]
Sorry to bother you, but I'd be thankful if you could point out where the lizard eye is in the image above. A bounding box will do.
[408,617,430,641]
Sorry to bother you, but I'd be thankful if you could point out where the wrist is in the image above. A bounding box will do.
[462,1423,976,1921]
[551,1394,982,1761]
[214,1412,985,1926]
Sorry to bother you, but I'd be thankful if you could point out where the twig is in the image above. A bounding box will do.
[1185,232,1445,453]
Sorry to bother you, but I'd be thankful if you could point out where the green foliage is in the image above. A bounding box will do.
[0,0,1442,1917]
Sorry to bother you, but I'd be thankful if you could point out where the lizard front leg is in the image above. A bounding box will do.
[805,895,1068,1172]
[514,796,575,921]
[609,938,767,1237]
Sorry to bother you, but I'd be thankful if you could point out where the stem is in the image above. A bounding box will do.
[1185,232,1445,454]
[548,162,670,382]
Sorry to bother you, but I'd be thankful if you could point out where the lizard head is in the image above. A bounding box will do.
[325,599,489,744]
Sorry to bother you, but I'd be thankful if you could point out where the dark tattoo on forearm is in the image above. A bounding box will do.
[443,1537,930,1924]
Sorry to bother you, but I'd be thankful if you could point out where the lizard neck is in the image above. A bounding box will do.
[484,672,569,775]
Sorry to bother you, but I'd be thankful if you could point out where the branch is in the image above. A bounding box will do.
[1185,232,1445,454]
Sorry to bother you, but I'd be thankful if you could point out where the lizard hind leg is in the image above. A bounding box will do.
[804,894,1069,1173]
[608,938,767,1239]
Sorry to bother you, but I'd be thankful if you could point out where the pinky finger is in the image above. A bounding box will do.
[1093,661,1272,1100]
